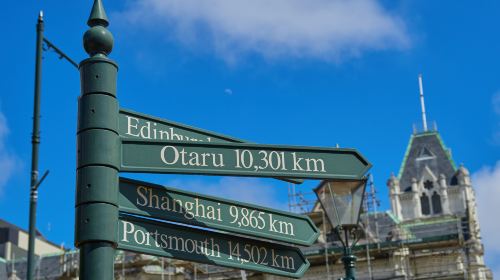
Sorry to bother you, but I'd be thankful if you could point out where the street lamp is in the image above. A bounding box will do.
[27,11,78,280]
[315,178,367,280]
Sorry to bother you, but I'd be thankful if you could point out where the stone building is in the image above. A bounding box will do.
[298,128,493,280]
[0,219,65,279]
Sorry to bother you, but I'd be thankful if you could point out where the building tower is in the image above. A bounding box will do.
[387,74,490,279]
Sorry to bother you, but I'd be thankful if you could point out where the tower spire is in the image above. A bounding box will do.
[418,74,428,132]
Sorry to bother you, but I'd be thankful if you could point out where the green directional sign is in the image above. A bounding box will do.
[119,177,320,246]
[119,108,247,143]
[118,215,310,278]
[120,140,371,180]
[119,108,303,184]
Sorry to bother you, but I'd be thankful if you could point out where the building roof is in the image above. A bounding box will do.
[397,131,457,192]
[0,218,62,250]
[0,219,43,240]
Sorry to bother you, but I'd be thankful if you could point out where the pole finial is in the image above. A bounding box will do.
[418,73,428,132]
[83,0,113,57]
[38,11,44,22]
[88,0,109,27]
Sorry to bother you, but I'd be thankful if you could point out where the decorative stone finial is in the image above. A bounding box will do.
[83,0,114,57]
[457,163,470,176]
[439,173,447,188]
[411,177,418,192]
[387,173,399,188]
[389,173,397,182]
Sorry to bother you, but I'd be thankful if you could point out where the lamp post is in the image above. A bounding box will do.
[27,11,78,280]
[315,179,367,280]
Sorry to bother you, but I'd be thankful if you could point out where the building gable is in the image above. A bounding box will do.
[398,132,456,193]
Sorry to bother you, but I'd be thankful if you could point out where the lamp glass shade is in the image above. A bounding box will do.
[315,179,367,228]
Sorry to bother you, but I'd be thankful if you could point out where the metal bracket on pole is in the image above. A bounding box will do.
[33,170,49,191]
[42,38,79,69]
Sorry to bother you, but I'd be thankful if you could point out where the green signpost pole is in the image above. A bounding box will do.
[27,11,44,280]
[76,1,119,279]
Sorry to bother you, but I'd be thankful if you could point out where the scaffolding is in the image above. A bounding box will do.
[285,174,488,280]
[287,182,316,214]
[286,174,384,280]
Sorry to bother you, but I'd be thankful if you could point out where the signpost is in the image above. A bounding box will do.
[76,1,372,279]
[119,177,320,245]
[119,108,303,184]
[118,215,310,278]
[121,140,371,180]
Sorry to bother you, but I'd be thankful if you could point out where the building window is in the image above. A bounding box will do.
[416,147,436,161]
[424,180,434,190]
[450,175,458,186]
[421,193,431,215]
[432,192,442,214]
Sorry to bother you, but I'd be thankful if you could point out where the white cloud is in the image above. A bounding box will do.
[0,112,20,195]
[117,0,409,62]
[165,177,288,210]
[493,91,500,115]
[472,161,500,277]
[492,91,500,145]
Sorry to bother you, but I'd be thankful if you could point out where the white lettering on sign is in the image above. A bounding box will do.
[135,186,222,221]
[132,186,296,237]
[271,248,295,270]
[125,115,212,142]
[160,146,225,167]
[120,220,298,271]
[268,214,294,236]
[121,221,220,257]
[227,206,295,237]
[158,145,327,174]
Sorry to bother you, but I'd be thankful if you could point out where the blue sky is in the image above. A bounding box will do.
[1,0,499,275]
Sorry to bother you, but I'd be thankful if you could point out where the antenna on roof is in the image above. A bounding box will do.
[418,74,428,132]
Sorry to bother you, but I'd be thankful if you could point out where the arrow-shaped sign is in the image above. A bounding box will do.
[118,215,310,278]
[119,177,320,246]
[120,139,371,180]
